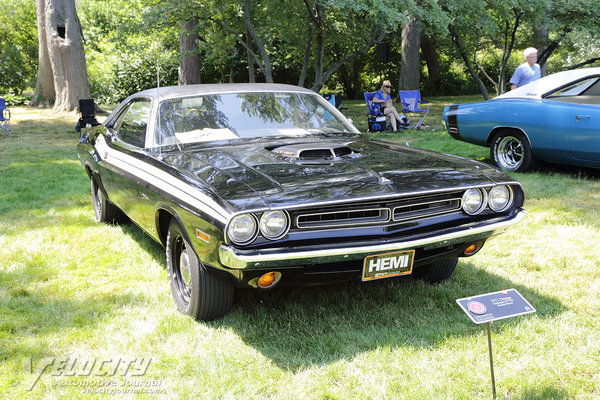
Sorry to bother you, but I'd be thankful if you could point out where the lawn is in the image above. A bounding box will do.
[0,99,599,399]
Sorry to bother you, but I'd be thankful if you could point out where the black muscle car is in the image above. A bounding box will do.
[77,83,525,320]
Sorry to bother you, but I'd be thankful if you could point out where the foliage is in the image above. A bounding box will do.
[0,0,37,94]
[78,0,179,102]
[0,93,32,106]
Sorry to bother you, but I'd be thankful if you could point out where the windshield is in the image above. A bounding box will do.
[154,92,353,146]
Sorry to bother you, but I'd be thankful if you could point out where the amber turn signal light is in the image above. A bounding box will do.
[257,272,281,288]
[464,241,484,256]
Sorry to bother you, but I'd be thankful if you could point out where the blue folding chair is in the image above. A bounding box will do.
[322,93,349,117]
[399,90,429,129]
[0,98,11,137]
[364,92,387,132]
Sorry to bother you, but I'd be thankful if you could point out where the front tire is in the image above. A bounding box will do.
[166,219,233,321]
[91,177,124,223]
[490,131,539,172]
[416,257,458,284]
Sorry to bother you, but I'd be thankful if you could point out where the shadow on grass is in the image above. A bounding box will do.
[210,259,566,371]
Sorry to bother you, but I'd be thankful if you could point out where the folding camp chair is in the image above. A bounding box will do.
[75,98,100,132]
[399,90,429,129]
[0,98,11,137]
[364,92,387,132]
[322,94,349,117]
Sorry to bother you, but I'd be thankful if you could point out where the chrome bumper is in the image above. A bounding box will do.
[218,210,525,270]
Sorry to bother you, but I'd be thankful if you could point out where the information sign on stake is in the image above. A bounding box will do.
[456,289,536,399]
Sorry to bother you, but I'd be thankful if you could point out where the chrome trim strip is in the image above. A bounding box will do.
[219,209,526,269]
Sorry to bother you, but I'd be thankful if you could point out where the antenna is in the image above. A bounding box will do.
[157,61,161,157]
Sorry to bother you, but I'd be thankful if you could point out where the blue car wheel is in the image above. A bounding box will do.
[491,131,539,172]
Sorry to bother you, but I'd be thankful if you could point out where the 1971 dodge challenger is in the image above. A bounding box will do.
[77,83,525,320]
[443,67,600,172]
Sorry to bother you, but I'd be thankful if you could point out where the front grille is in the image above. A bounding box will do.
[294,193,463,230]
[393,198,461,221]
[296,208,390,228]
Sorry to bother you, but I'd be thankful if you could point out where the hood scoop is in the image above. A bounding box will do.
[269,142,360,161]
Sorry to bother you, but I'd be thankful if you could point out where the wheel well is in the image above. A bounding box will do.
[486,127,530,147]
[156,209,174,246]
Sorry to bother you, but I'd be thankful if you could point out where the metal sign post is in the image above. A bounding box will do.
[456,289,536,399]
[486,322,496,400]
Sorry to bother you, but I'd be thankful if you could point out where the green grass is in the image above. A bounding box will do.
[1,101,599,399]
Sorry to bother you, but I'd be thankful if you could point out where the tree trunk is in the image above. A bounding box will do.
[449,23,489,100]
[31,0,91,112]
[298,23,312,88]
[421,35,441,94]
[533,22,549,75]
[178,18,202,85]
[243,0,273,82]
[32,0,55,106]
[246,28,255,83]
[399,16,420,91]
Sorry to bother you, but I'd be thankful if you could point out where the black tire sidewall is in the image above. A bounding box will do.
[166,220,201,316]
[420,257,458,284]
[91,178,105,223]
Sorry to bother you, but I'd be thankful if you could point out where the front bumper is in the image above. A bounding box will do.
[219,209,525,270]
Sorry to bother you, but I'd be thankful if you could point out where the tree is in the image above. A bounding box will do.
[399,16,420,90]
[178,18,202,85]
[31,0,92,111]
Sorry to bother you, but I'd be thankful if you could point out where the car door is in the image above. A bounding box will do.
[544,76,600,165]
[569,103,600,164]
[104,98,152,226]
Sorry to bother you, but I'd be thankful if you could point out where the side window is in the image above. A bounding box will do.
[115,100,151,147]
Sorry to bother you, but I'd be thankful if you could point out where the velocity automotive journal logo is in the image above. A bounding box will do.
[25,356,165,394]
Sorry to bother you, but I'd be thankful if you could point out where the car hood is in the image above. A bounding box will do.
[162,138,514,211]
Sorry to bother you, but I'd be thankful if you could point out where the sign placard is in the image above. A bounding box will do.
[456,289,536,324]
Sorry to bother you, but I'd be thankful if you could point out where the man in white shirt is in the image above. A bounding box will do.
[510,47,541,90]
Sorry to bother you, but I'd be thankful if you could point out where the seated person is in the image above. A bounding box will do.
[372,80,409,132]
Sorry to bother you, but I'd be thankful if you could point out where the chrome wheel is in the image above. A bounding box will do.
[496,136,524,170]
[179,248,192,287]
[172,235,191,304]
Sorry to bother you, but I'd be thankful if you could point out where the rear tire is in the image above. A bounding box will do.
[91,177,125,223]
[417,257,458,284]
[166,219,233,321]
[490,131,539,172]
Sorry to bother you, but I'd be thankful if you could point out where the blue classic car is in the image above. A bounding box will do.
[443,67,600,171]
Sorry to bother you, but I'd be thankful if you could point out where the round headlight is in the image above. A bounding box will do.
[227,214,257,244]
[259,210,289,240]
[488,185,513,212]
[462,188,487,215]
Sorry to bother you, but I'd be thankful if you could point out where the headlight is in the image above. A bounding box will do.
[462,188,487,215]
[259,210,289,240]
[488,185,513,212]
[227,214,257,244]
